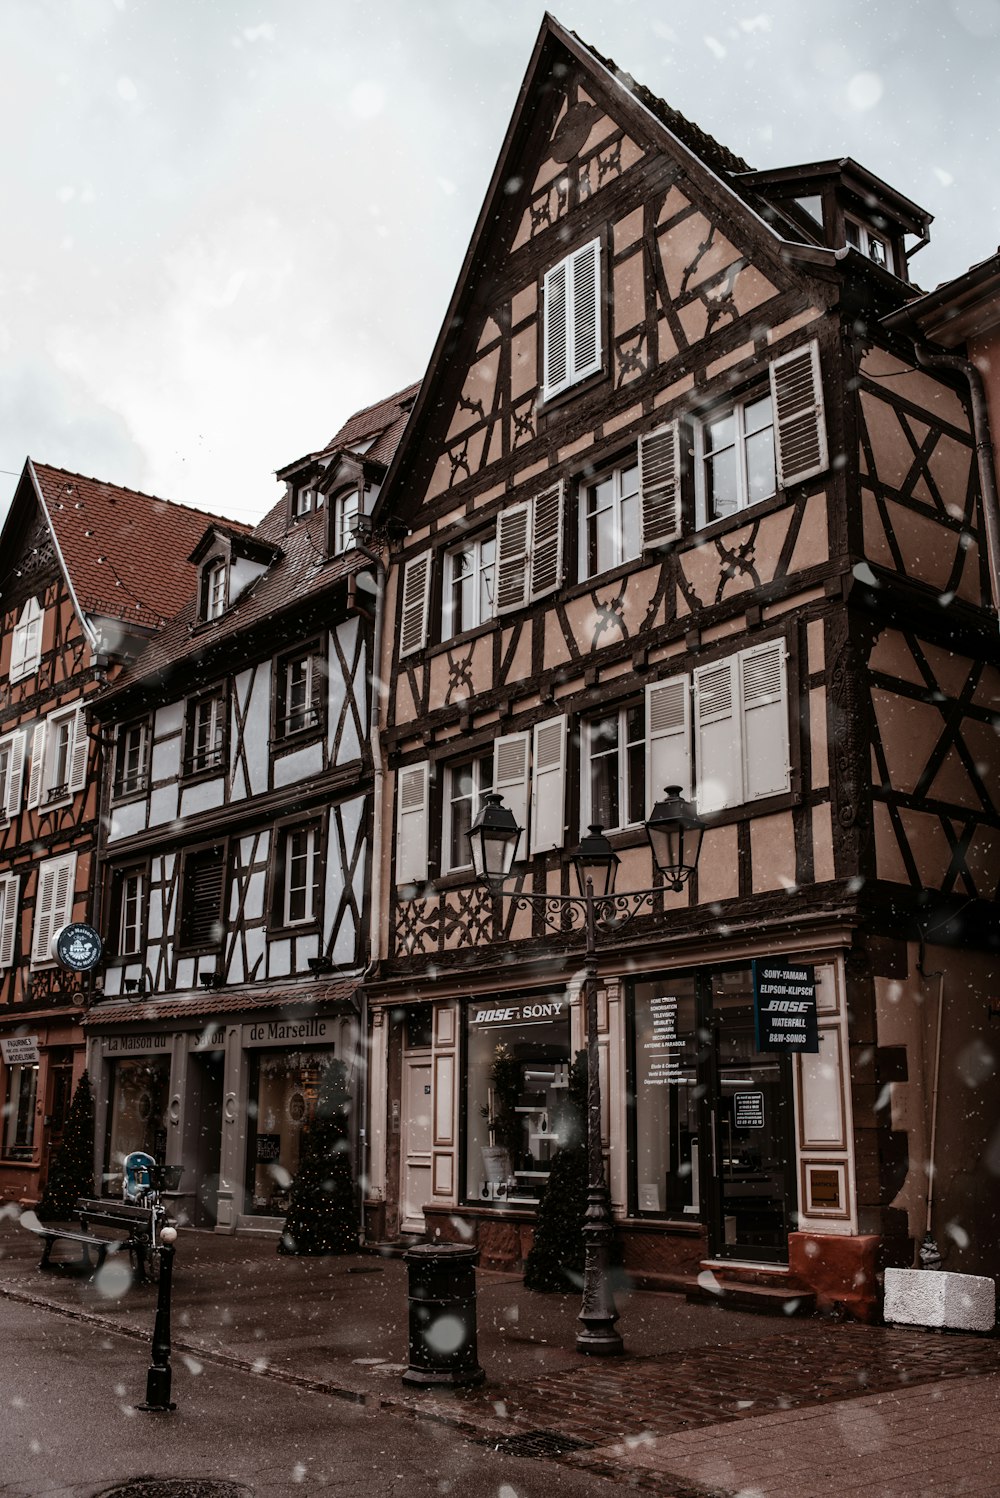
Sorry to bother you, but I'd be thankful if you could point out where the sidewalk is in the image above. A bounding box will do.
[2,1211,997,1495]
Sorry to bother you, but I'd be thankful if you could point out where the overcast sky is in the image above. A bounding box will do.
[2,0,997,531]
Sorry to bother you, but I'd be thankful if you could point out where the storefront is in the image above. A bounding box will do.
[0,1025,85,1206]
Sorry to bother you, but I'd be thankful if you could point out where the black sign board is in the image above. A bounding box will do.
[256,1134,281,1163]
[53,923,103,972]
[734,1092,765,1129]
[753,960,819,1053]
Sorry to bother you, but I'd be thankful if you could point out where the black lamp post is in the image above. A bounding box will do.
[467,783,705,1356]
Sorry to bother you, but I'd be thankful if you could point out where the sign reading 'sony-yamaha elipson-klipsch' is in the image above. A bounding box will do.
[752,960,819,1053]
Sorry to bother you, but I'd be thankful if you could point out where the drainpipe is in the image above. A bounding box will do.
[913,346,1000,629]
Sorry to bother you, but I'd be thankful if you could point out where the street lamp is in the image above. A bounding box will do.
[467,783,705,1356]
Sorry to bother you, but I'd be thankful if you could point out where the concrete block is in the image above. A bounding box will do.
[883,1267,995,1332]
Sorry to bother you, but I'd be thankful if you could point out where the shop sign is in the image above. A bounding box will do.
[1,1035,39,1065]
[256,1134,281,1163]
[104,1031,173,1055]
[639,995,685,1089]
[244,1017,334,1048]
[468,998,566,1030]
[191,1026,226,1052]
[734,1092,765,1129]
[753,960,819,1053]
[52,923,103,972]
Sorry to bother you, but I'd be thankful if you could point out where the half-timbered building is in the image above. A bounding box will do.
[84,389,413,1233]
[0,461,230,1207]
[363,17,1000,1316]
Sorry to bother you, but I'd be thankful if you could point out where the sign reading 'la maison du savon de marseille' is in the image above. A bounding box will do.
[752,960,819,1053]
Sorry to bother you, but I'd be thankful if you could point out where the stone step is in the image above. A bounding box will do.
[686,1267,816,1316]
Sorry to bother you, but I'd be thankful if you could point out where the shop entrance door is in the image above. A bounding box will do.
[707,970,795,1263]
[400,1055,432,1233]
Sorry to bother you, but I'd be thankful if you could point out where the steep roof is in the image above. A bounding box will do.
[322,382,420,458]
[28,462,250,631]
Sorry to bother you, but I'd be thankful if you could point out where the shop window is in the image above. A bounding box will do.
[580,458,640,578]
[443,752,494,874]
[184,689,227,777]
[271,822,321,930]
[443,532,496,638]
[630,976,703,1218]
[9,596,43,682]
[178,844,225,950]
[46,1050,75,1139]
[105,1056,169,1178]
[244,1048,336,1215]
[2,1061,38,1160]
[274,645,324,741]
[112,719,149,799]
[464,994,572,1206]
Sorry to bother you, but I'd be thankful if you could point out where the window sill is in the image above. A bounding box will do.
[536,364,609,422]
[111,783,149,805]
[270,725,324,757]
[267,920,322,940]
[691,487,790,544]
[180,762,227,785]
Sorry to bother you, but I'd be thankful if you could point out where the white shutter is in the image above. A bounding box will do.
[399,553,432,658]
[639,422,682,548]
[496,501,531,614]
[694,657,741,814]
[529,482,564,601]
[0,875,18,969]
[494,733,530,861]
[542,257,569,401]
[1,732,26,820]
[740,641,790,801]
[646,675,692,811]
[396,763,429,886]
[9,620,26,681]
[9,598,42,682]
[26,721,46,810]
[68,705,88,794]
[770,340,828,488]
[31,859,57,965]
[529,715,567,854]
[570,239,602,382]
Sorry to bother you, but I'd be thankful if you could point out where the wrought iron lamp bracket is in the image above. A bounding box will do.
[494,885,664,938]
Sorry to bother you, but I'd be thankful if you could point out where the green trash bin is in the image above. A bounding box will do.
[401,1242,485,1387]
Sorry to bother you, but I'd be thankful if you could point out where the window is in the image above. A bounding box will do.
[112,719,148,798]
[582,459,640,577]
[3,1062,38,1160]
[40,706,86,804]
[694,641,790,813]
[583,705,646,833]
[274,823,321,928]
[244,1049,336,1215]
[443,533,496,637]
[185,690,227,776]
[31,853,76,966]
[845,217,890,270]
[443,753,494,873]
[0,873,19,969]
[495,482,565,613]
[0,731,26,822]
[542,238,602,402]
[9,597,42,683]
[293,485,323,519]
[275,648,323,739]
[204,559,228,620]
[113,867,146,957]
[178,844,225,950]
[696,341,828,525]
[332,488,360,555]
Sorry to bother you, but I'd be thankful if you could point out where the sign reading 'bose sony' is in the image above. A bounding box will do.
[470,998,566,1029]
[752,960,819,1053]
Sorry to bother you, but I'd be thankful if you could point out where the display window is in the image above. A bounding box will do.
[631,976,703,1217]
[463,993,571,1207]
[105,1056,170,1182]
[3,1062,39,1160]
[244,1047,335,1215]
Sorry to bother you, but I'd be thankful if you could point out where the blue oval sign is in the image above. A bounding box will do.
[53,923,103,972]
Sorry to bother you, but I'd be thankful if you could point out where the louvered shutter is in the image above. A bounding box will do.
[694,658,741,813]
[639,422,682,548]
[770,340,828,488]
[646,675,692,811]
[496,501,531,614]
[31,854,75,964]
[396,763,429,885]
[529,715,567,853]
[0,875,18,969]
[68,706,88,793]
[542,258,569,401]
[740,641,790,801]
[1,732,26,820]
[493,734,530,860]
[181,846,224,947]
[9,620,26,681]
[570,239,602,383]
[399,553,432,658]
[529,482,564,601]
[26,722,46,810]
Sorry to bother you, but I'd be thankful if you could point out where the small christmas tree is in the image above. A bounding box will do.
[37,1070,95,1222]
[278,1059,358,1256]
[523,1051,589,1292]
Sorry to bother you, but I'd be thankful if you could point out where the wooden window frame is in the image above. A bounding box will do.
[272,639,325,748]
[442,530,497,641]
[579,455,641,581]
[441,751,495,876]
[268,816,324,935]
[203,558,229,621]
[109,863,148,962]
[331,486,360,556]
[694,383,777,528]
[183,687,228,780]
[175,840,227,955]
[580,702,646,835]
[112,717,149,801]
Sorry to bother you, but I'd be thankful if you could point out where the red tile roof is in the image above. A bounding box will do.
[31,462,251,630]
[322,381,419,460]
[84,977,359,1026]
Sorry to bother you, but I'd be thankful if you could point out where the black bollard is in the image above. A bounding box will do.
[138,1224,177,1412]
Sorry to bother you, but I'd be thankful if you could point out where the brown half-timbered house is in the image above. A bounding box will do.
[364,17,1000,1316]
[0,461,232,1206]
[84,389,413,1233]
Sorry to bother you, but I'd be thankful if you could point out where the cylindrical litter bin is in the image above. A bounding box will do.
[401,1242,485,1387]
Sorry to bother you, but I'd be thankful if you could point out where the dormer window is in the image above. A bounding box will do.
[845,216,890,271]
[204,559,228,620]
[332,487,361,555]
[293,485,323,520]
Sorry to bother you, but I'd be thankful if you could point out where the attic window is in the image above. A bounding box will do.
[542,238,603,403]
[293,485,323,519]
[204,559,228,620]
[845,216,890,271]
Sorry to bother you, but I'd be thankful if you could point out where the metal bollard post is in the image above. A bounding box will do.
[138,1224,177,1412]
[401,1242,485,1388]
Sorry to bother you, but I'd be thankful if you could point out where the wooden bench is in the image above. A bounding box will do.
[21,1215,128,1275]
[76,1198,161,1280]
